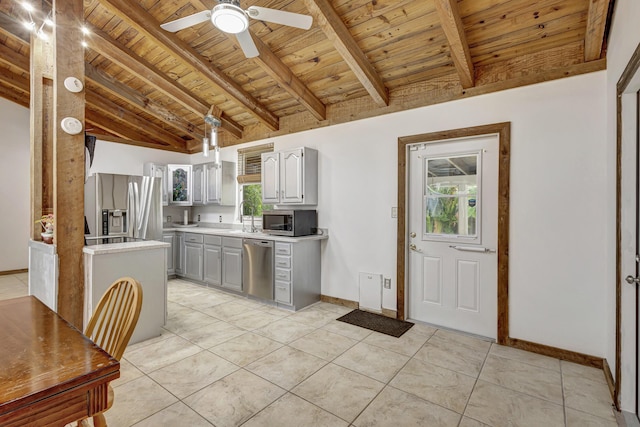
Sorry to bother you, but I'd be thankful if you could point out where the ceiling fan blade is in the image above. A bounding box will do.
[161,10,211,32]
[246,6,313,30]
[236,30,259,58]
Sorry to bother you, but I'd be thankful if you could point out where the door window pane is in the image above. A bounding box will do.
[424,154,479,238]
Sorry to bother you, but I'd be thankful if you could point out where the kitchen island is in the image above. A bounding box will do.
[83,240,169,344]
[162,227,328,311]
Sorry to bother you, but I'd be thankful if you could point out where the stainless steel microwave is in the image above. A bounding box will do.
[262,210,317,237]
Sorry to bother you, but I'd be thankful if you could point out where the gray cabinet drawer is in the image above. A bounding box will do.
[185,233,204,243]
[222,237,243,249]
[275,268,291,282]
[275,255,291,269]
[275,280,291,304]
[275,242,291,256]
[204,235,222,246]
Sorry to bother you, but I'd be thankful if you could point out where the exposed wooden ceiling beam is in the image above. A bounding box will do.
[0,42,29,72]
[0,12,243,141]
[0,78,29,107]
[0,57,188,152]
[187,1,325,121]
[230,31,326,121]
[85,26,200,111]
[0,11,30,43]
[85,91,188,151]
[433,0,475,89]
[86,125,188,154]
[85,63,197,139]
[99,0,279,131]
[304,0,389,107]
[0,64,29,93]
[85,25,242,138]
[584,0,610,61]
[86,109,171,149]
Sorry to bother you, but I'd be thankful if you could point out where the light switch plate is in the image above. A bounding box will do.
[384,278,391,289]
[391,207,398,218]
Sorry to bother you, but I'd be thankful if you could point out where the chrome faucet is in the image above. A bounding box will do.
[238,201,257,233]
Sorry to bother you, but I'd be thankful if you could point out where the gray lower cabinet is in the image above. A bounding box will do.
[274,240,321,310]
[222,237,243,292]
[204,235,222,286]
[163,232,175,275]
[175,232,185,275]
[203,235,242,292]
[184,233,204,281]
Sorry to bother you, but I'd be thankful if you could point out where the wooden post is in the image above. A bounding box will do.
[53,0,85,328]
[30,34,54,239]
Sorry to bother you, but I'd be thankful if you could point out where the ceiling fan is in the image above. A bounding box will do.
[160,0,313,58]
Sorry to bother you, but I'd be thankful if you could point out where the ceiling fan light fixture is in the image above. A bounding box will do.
[211,4,248,34]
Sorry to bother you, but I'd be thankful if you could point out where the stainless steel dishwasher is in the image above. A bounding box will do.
[242,238,274,300]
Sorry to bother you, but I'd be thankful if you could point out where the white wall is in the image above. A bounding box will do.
[221,72,609,358]
[0,98,30,271]
[0,67,610,359]
[605,0,640,411]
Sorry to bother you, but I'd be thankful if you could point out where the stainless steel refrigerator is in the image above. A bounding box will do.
[85,173,162,243]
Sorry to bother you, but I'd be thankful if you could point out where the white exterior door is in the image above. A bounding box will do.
[407,135,499,339]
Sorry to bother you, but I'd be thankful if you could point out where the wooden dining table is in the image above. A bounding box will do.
[0,296,120,427]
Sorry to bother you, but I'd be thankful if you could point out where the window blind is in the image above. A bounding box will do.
[237,142,274,184]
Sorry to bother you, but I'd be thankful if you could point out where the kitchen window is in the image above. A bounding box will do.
[237,143,274,228]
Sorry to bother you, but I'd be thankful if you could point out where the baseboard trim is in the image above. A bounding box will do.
[0,269,28,276]
[507,337,603,368]
[381,308,397,319]
[320,295,358,309]
[603,358,618,410]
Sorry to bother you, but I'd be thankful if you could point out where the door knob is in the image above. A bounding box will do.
[409,244,422,253]
[626,275,640,285]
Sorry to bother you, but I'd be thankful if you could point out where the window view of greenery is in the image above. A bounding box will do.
[424,155,478,237]
[242,184,272,216]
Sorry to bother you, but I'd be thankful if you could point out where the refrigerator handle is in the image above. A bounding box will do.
[128,181,137,238]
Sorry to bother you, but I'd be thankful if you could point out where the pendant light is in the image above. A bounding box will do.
[202,120,210,157]
[204,113,222,166]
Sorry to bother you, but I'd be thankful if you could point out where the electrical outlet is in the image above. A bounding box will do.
[384,278,391,289]
[167,215,171,223]
[391,207,398,218]
[219,215,223,223]
[197,214,201,221]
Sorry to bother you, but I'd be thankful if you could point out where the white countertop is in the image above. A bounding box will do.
[162,227,329,243]
[83,240,170,255]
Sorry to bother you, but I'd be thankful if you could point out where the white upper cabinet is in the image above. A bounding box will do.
[261,147,317,206]
[168,164,193,206]
[143,163,169,206]
[261,152,280,204]
[192,164,204,205]
[205,161,236,206]
[144,162,236,207]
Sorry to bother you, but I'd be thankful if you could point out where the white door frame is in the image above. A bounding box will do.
[397,122,511,344]
[617,42,640,412]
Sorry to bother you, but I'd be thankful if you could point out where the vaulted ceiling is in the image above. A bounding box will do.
[0,0,612,153]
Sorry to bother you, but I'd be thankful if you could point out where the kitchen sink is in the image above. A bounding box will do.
[172,222,199,228]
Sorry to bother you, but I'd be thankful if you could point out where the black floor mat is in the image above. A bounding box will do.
[336,309,414,338]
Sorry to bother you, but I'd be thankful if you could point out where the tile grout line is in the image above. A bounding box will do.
[456,338,494,426]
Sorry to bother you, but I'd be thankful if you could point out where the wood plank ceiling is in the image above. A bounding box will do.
[0,0,611,153]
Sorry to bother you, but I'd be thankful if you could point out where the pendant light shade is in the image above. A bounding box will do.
[202,136,210,157]
[214,146,220,164]
[211,126,218,148]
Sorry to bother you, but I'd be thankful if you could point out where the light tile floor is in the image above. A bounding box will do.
[0,274,619,426]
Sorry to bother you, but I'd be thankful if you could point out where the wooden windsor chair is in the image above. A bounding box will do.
[78,277,143,427]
